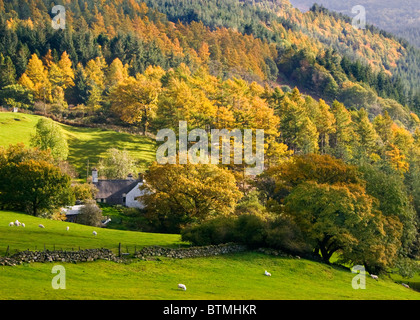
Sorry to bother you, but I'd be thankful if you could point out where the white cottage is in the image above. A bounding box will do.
[92,169,146,209]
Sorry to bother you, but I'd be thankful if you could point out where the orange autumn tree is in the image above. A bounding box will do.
[139,162,242,233]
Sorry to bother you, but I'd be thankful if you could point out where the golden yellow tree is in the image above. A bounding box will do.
[106,58,129,90]
[58,51,75,89]
[109,74,162,134]
[20,53,51,102]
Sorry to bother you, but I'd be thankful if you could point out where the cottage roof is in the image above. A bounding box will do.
[94,180,139,200]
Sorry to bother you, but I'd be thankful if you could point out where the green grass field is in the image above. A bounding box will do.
[0,211,185,256]
[2,253,420,300]
[1,112,420,300]
[1,211,420,300]
[0,112,156,177]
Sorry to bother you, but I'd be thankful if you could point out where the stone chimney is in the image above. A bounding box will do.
[138,173,144,182]
[92,168,98,183]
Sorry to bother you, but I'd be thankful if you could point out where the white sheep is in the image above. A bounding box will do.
[264,270,271,277]
[66,226,70,231]
[178,284,187,291]
[38,224,45,228]
[402,283,410,289]
[92,231,97,236]
[9,222,14,227]
[370,274,379,281]
[15,220,21,227]
[21,223,25,228]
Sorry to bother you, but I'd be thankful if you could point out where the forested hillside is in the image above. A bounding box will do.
[1,0,420,117]
[289,0,420,49]
[146,0,420,114]
[0,0,420,277]
[0,0,419,177]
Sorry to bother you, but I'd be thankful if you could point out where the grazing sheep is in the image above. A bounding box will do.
[264,270,271,277]
[38,224,45,228]
[66,226,69,231]
[9,222,14,227]
[370,274,379,281]
[92,231,97,236]
[15,220,21,227]
[402,283,410,289]
[21,223,25,228]
[178,284,187,291]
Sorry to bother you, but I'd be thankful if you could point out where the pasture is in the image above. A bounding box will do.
[0,112,156,178]
[0,211,184,256]
[0,211,419,300]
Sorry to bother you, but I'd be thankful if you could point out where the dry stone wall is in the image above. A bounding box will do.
[134,243,247,260]
[0,243,248,266]
[0,248,119,266]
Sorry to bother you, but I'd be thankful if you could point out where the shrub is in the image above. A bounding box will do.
[181,216,238,246]
[72,183,98,201]
[181,212,312,257]
[265,216,311,255]
[77,200,103,227]
[234,214,268,248]
[182,213,269,248]
[119,207,155,232]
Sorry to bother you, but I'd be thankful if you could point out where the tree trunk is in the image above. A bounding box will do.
[143,107,149,135]
[144,121,148,135]
[313,245,320,258]
[318,234,335,264]
[319,245,332,264]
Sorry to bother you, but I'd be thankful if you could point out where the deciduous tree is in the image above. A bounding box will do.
[30,117,69,161]
[109,74,161,134]
[140,162,242,232]
[0,158,73,216]
[97,148,137,179]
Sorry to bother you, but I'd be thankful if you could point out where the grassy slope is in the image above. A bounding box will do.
[0,211,185,256]
[0,211,419,300]
[0,112,156,177]
[1,114,419,300]
[2,253,420,300]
